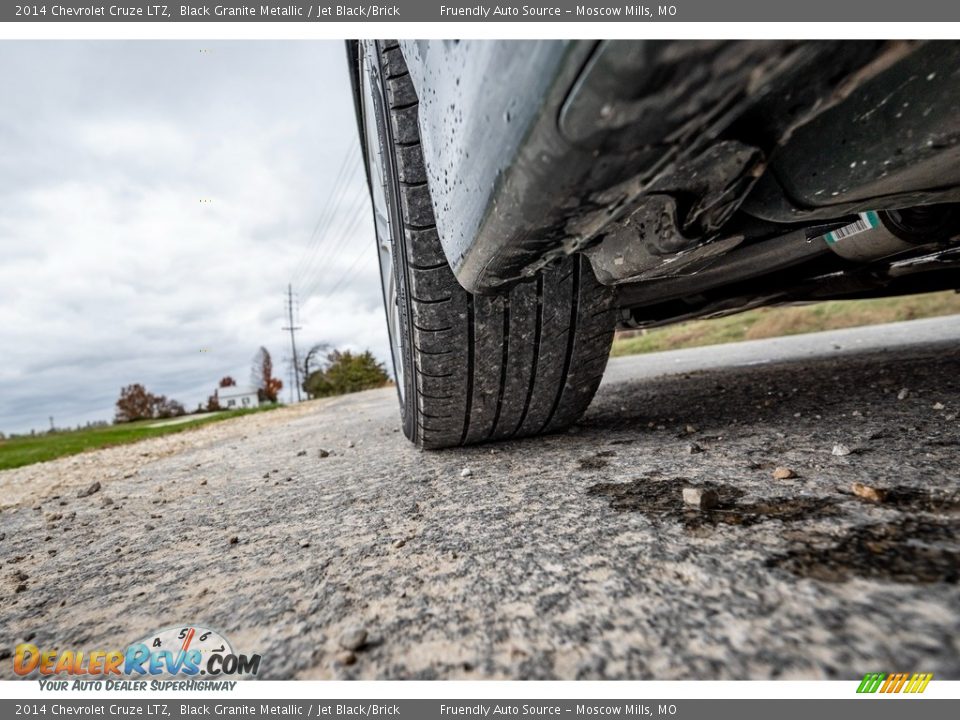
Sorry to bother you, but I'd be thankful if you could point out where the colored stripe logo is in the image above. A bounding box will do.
[857,672,933,694]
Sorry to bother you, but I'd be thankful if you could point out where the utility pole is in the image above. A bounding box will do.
[283,284,302,402]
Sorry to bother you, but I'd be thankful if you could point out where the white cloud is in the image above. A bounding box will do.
[0,41,390,433]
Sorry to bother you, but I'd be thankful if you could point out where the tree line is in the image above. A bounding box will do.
[112,345,389,423]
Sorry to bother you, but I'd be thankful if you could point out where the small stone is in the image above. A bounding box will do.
[933,402,945,410]
[14,583,27,593]
[102,497,114,506]
[338,626,368,651]
[144,524,155,531]
[346,441,355,448]
[392,538,406,549]
[200,479,207,486]
[262,473,270,479]
[685,442,703,454]
[228,536,239,545]
[335,651,356,666]
[685,424,698,434]
[318,449,330,458]
[832,443,852,456]
[296,450,307,457]
[772,467,797,480]
[897,388,910,400]
[852,482,887,503]
[460,468,473,478]
[77,481,101,498]
[682,487,719,510]
[299,540,311,549]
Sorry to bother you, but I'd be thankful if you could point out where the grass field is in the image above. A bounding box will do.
[0,406,279,471]
[611,291,960,357]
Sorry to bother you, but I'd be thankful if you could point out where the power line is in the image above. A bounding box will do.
[325,245,376,298]
[291,142,362,289]
[304,180,370,281]
[300,190,373,303]
[282,284,302,403]
[297,165,366,288]
[290,140,358,285]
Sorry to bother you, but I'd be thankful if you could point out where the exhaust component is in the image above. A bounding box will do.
[823,205,959,261]
[615,203,960,311]
[615,227,831,308]
[824,210,924,261]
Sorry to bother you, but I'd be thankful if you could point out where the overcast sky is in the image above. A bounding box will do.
[0,41,387,434]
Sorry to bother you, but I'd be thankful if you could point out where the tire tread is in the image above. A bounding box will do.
[375,41,615,449]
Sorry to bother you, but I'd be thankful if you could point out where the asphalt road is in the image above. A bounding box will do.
[1,317,959,680]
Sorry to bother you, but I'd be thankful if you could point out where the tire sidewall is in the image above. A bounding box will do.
[360,41,419,443]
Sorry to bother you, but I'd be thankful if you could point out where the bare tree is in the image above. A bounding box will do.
[301,342,330,398]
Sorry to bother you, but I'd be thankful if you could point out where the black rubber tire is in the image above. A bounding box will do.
[366,41,617,449]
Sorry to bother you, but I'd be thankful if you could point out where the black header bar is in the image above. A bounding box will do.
[5,1,960,23]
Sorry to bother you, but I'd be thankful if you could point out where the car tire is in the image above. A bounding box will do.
[361,40,617,449]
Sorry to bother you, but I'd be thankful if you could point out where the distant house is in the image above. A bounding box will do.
[217,386,259,410]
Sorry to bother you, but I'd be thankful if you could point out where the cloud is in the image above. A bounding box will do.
[0,41,390,433]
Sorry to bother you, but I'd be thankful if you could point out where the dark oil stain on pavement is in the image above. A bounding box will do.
[587,476,836,530]
[590,476,960,584]
[577,450,616,471]
[870,486,960,514]
[768,517,960,584]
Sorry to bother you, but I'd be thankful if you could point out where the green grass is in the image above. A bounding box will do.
[611,291,960,357]
[0,405,280,471]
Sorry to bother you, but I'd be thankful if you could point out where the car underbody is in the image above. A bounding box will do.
[396,40,960,329]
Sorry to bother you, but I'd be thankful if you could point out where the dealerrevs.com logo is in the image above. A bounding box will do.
[857,672,934,694]
[14,625,261,683]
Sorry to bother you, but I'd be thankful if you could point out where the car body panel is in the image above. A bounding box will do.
[398,40,585,293]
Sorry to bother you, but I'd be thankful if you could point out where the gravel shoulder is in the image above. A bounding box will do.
[1,321,958,680]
